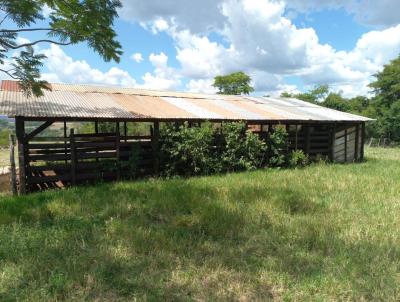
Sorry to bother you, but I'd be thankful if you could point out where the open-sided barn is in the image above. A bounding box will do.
[0,80,372,194]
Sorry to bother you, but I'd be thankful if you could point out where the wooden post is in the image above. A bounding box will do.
[124,121,127,142]
[64,121,68,165]
[355,123,359,162]
[152,121,160,176]
[116,122,121,180]
[344,127,348,162]
[360,122,365,161]
[9,134,17,195]
[295,124,298,150]
[70,129,76,186]
[94,121,99,163]
[15,117,26,195]
[305,124,311,155]
[330,123,336,162]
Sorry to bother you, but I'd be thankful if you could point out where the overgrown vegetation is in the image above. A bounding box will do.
[0,147,399,300]
[159,122,294,177]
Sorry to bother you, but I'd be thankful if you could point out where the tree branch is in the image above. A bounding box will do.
[0,13,10,26]
[0,68,18,79]
[3,39,73,49]
[0,28,67,34]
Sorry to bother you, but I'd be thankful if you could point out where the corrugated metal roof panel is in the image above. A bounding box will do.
[0,80,373,122]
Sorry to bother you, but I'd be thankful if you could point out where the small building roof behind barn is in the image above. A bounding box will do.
[0,80,372,122]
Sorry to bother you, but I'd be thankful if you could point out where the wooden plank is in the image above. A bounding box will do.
[152,121,160,176]
[361,122,365,160]
[29,154,71,161]
[116,122,121,180]
[29,143,70,149]
[9,134,17,195]
[29,136,69,142]
[305,124,310,154]
[354,123,359,161]
[16,117,26,195]
[344,127,348,162]
[30,164,70,172]
[70,129,76,185]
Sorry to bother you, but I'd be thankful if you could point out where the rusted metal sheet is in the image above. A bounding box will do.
[0,80,373,122]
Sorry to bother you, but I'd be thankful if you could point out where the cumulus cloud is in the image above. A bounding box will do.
[139,52,181,90]
[119,0,226,33]
[131,52,144,63]
[284,0,400,28]
[42,44,136,86]
[35,0,400,96]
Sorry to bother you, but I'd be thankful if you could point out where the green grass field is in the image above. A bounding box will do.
[0,148,399,301]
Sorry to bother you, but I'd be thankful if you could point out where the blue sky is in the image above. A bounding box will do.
[3,0,400,97]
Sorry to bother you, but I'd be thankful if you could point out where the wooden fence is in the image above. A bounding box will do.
[24,131,155,192]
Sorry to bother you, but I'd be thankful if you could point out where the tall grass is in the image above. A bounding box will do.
[0,148,399,301]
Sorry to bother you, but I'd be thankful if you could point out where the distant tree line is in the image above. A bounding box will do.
[280,56,400,141]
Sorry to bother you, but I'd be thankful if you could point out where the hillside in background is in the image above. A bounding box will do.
[0,148,399,301]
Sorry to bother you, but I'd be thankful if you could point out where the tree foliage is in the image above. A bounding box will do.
[213,72,254,95]
[0,0,122,96]
[278,79,399,140]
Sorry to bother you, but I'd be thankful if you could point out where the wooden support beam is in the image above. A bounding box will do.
[360,122,365,161]
[9,134,17,195]
[70,129,76,186]
[152,121,160,176]
[15,117,26,195]
[116,122,121,180]
[344,127,348,162]
[25,120,54,141]
[124,121,127,142]
[64,121,68,165]
[355,123,359,162]
[305,124,311,155]
[330,123,336,162]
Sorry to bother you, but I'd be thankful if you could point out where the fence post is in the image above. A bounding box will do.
[152,121,160,176]
[9,134,17,195]
[70,129,76,186]
[116,122,121,180]
[15,118,26,195]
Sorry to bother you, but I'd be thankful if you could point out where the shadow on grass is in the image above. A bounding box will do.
[0,177,398,300]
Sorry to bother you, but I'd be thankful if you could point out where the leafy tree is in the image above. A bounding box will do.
[213,72,254,95]
[0,0,122,96]
[280,84,329,104]
[322,92,351,112]
[369,55,400,140]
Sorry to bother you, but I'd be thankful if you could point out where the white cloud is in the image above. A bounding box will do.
[34,0,400,97]
[186,79,218,94]
[119,0,226,33]
[42,44,136,86]
[131,52,143,63]
[283,0,400,27]
[139,52,181,90]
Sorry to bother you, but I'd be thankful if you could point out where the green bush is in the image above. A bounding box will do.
[220,122,266,172]
[288,150,309,168]
[160,122,216,176]
[267,126,288,167]
[159,122,289,177]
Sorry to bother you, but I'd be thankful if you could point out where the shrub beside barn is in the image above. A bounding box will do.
[0,80,372,194]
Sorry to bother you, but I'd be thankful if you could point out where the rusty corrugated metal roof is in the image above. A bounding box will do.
[0,80,372,122]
